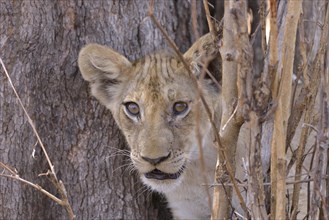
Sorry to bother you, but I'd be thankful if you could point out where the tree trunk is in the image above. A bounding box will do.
[0,1,203,219]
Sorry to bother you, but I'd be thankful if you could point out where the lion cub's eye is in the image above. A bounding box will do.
[124,102,140,117]
[173,102,189,115]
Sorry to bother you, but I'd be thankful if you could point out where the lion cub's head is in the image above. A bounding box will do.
[78,34,220,193]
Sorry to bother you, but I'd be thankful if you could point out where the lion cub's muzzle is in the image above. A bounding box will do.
[139,152,185,180]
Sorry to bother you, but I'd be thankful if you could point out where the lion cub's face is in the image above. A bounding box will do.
[78,34,220,193]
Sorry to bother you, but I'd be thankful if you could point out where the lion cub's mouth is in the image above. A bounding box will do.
[145,168,184,180]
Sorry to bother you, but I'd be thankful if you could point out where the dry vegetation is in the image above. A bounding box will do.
[1,0,328,219]
[205,0,329,219]
[189,0,329,219]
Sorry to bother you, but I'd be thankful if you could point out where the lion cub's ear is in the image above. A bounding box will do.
[183,33,221,90]
[78,44,132,107]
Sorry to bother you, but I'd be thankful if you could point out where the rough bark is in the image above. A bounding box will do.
[0,0,203,219]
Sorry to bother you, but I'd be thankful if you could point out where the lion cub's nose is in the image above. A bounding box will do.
[141,152,171,165]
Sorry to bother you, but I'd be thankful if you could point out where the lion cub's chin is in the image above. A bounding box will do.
[140,172,185,194]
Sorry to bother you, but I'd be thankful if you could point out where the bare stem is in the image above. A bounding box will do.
[0,58,57,180]
[0,172,63,205]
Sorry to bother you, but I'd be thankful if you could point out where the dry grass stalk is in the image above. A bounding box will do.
[269,1,302,219]
[195,63,216,216]
[0,59,55,177]
[190,0,213,213]
[0,58,75,220]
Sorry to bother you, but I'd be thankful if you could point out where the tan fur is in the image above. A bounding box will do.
[78,34,220,219]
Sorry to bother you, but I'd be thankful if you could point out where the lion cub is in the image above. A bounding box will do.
[78,34,221,219]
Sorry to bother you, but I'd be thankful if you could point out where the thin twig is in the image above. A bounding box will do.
[148,0,248,215]
[302,123,319,133]
[191,0,200,39]
[0,173,63,205]
[0,58,57,180]
[0,58,75,220]
[203,0,216,35]
[0,162,17,176]
[221,104,238,131]
[0,162,63,205]
[206,177,324,187]
[195,96,214,216]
